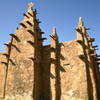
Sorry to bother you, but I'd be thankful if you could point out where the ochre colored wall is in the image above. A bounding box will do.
[0,39,100,100]
[49,40,88,100]
[0,4,100,100]
[0,53,7,98]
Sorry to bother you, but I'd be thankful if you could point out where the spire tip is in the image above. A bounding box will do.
[28,2,34,7]
[78,17,84,27]
[53,27,56,34]
[79,17,82,21]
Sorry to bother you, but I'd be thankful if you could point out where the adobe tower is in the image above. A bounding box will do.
[0,2,100,100]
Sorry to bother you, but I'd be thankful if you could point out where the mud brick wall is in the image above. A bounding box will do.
[0,3,100,100]
[0,53,7,98]
[49,40,88,100]
[6,28,35,97]
[42,45,51,99]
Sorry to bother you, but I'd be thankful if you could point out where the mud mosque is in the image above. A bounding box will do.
[0,2,100,100]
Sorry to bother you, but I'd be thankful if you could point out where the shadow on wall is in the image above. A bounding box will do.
[55,44,66,100]
[50,44,66,100]
[78,29,94,100]
[32,43,66,100]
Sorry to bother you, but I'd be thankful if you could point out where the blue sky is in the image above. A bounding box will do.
[0,0,100,55]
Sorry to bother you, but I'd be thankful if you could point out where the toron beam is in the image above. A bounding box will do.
[27,30,34,35]
[49,35,53,38]
[75,28,80,32]
[4,43,10,47]
[50,58,55,62]
[27,12,33,17]
[34,9,38,14]
[78,54,85,58]
[27,41,34,45]
[9,34,17,38]
[9,34,20,42]
[40,32,44,34]
[90,48,99,51]
[50,35,55,39]
[85,28,90,30]
[1,62,8,65]
[88,38,95,42]
[90,48,95,51]
[90,54,97,57]
[50,47,55,51]
[35,19,41,23]
[95,58,100,60]
[97,55,100,57]
[37,21,41,23]
[52,35,56,38]
[33,11,38,14]
[2,53,9,58]
[35,9,37,12]
[23,13,29,18]
[49,35,56,40]
[77,40,82,43]
[35,19,39,21]
[27,29,33,34]
[28,57,35,61]
[38,38,47,41]
[19,23,27,28]
[92,45,98,48]
[36,29,41,31]
[26,21,32,26]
